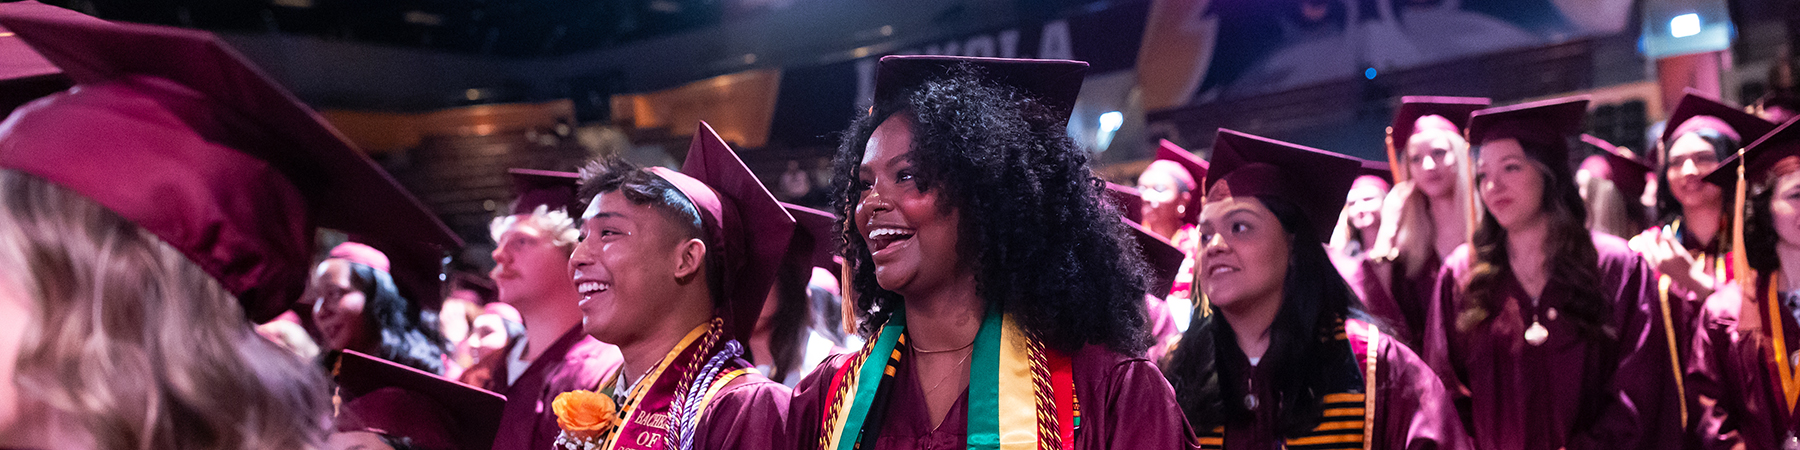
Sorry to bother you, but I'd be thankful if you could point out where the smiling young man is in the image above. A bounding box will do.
[568,121,793,450]
[482,169,625,450]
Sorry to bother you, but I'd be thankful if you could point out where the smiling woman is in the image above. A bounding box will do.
[1161,129,1467,450]
[788,55,1189,450]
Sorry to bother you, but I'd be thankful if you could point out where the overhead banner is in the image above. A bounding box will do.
[1137,0,1636,112]
[770,1,1149,148]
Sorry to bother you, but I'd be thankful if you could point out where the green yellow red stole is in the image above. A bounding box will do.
[601,318,754,450]
[1194,319,1382,450]
[816,306,1078,450]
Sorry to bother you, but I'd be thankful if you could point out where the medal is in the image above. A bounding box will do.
[1524,321,1548,346]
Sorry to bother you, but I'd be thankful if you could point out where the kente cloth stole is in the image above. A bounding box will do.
[817,306,1078,450]
[601,318,755,450]
[1195,320,1381,450]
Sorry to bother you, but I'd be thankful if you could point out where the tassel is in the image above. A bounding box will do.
[1734,146,1761,333]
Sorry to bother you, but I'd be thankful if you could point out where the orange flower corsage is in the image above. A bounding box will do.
[552,390,620,450]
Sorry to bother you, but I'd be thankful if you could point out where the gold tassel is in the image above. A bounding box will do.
[1734,146,1760,333]
[840,215,859,335]
[1385,126,1406,184]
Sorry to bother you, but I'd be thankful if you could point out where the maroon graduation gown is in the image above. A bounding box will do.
[1423,232,1682,450]
[1349,252,1442,347]
[1687,276,1799,450]
[692,370,793,450]
[1198,323,1470,450]
[487,326,625,450]
[788,344,1193,450]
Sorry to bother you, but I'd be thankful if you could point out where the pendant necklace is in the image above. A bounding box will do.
[1524,294,1549,346]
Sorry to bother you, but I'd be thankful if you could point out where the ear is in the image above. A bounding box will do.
[672,238,707,281]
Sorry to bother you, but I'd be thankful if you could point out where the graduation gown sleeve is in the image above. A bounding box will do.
[1370,331,1473,450]
[696,374,792,450]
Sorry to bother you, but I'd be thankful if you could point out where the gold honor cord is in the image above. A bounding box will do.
[1657,276,1689,425]
[1772,279,1800,413]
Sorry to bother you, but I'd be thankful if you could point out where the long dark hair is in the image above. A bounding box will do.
[765,260,813,381]
[1460,141,1613,342]
[1745,178,1782,272]
[1655,128,1738,248]
[346,262,449,375]
[1162,196,1368,437]
[830,63,1153,355]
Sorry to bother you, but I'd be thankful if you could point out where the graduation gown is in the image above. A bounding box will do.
[1687,275,1799,450]
[1423,232,1682,450]
[689,369,794,450]
[487,326,625,450]
[1195,320,1470,450]
[788,344,1192,450]
[1349,252,1442,347]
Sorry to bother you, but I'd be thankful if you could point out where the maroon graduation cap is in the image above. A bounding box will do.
[874,55,1087,125]
[1705,118,1800,189]
[654,121,797,342]
[1359,160,1394,184]
[508,168,583,216]
[0,2,78,115]
[1204,129,1364,241]
[1153,139,1209,224]
[1387,96,1490,181]
[0,5,459,322]
[1662,89,1777,147]
[1580,134,1651,202]
[1101,182,1144,224]
[334,350,506,450]
[783,202,839,272]
[1467,96,1590,167]
[1122,218,1186,298]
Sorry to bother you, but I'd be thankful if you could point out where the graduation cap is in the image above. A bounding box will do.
[1580,134,1651,202]
[1387,96,1490,182]
[651,121,796,342]
[0,5,459,322]
[1122,218,1186,298]
[508,168,582,216]
[0,2,78,115]
[334,350,506,450]
[783,202,839,272]
[1467,96,1590,167]
[1101,182,1144,224]
[873,55,1087,125]
[1151,139,1208,224]
[1662,89,1776,147]
[1704,118,1800,189]
[1358,160,1394,184]
[1204,129,1364,241]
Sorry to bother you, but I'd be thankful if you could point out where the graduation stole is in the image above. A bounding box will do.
[1194,319,1381,450]
[816,306,1078,450]
[1750,274,1800,430]
[602,318,754,450]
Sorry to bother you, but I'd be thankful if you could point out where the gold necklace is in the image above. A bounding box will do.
[921,346,974,398]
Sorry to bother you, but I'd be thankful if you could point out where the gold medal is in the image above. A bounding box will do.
[1524,321,1549,346]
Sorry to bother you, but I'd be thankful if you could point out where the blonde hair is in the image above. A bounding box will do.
[0,170,329,450]
[488,204,581,249]
[1370,131,1481,277]
[1582,177,1637,239]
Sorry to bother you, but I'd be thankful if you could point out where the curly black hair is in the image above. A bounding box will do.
[830,63,1153,356]
[1460,140,1613,343]
[339,261,448,375]
[1162,195,1368,438]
